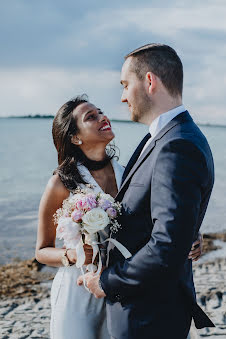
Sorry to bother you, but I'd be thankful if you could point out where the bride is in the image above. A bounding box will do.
[35,95,202,339]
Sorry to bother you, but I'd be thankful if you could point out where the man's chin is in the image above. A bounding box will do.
[131,112,139,123]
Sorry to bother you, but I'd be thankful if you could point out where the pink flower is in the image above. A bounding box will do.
[71,210,84,222]
[106,207,117,218]
[75,195,97,211]
[74,200,83,210]
[98,199,112,210]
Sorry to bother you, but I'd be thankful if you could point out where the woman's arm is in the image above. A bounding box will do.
[35,174,94,267]
[35,174,72,267]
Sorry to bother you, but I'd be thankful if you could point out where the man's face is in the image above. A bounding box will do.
[120,57,150,122]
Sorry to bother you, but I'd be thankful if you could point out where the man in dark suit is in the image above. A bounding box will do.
[84,44,215,338]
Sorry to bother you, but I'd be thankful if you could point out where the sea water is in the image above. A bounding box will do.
[0,118,225,264]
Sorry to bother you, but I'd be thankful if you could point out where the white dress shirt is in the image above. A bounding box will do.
[139,105,186,157]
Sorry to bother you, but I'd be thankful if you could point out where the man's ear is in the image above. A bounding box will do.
[146,72,157,94]
[71,135,82,145]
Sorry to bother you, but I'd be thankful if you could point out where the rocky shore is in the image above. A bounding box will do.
[0,233,226,339]
[0,258,54,339]
[202,232,226,254]
[194,258,226,338]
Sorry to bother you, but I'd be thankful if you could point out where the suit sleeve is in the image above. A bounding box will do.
[100,138,209,300]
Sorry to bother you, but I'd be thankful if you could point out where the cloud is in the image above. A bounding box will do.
[120,5,226,35]
[0,67,127,119]
[2,1,225,68]
[0,1,225,123]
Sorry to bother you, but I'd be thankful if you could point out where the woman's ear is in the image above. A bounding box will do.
[71,135,82,145]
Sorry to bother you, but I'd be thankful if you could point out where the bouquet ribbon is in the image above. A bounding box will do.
[75,235,132,291]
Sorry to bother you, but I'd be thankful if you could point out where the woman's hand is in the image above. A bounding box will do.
[188,233,203,261]
[66,249,77,265]
[67,245,96,265]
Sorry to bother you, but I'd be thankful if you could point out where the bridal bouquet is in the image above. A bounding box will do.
[54,186,130,275]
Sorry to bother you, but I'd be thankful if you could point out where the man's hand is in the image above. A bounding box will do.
[77,272,106,299]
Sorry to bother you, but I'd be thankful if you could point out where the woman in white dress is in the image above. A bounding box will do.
[35,95,202,339]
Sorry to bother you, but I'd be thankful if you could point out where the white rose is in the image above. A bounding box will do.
[82,207,110,234]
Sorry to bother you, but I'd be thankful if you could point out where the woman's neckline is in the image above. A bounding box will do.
[78,159,120,196]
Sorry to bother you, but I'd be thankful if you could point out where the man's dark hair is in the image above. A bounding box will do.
[125,43,183,97]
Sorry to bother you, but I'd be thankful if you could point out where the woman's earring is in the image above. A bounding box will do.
[71,136,82,145]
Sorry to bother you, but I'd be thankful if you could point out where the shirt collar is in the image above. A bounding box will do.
[149,105,185,138]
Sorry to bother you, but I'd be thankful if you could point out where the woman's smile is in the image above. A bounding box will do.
[99,122,112,131]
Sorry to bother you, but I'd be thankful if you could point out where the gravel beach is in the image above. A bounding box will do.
[1,235,226,339]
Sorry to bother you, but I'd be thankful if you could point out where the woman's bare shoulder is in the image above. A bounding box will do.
[46,174,70,200]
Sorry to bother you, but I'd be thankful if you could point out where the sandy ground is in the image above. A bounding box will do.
[0,234,226,339]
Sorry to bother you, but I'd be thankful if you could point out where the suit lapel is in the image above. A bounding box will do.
[117,111,192,199]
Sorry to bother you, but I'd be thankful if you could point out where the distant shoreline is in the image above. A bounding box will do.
[2,114,55,119]
[1,115,226,128]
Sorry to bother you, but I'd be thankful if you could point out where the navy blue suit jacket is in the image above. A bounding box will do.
[101,111,215,339]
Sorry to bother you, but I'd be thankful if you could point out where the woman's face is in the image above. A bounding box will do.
[72,102,115,147]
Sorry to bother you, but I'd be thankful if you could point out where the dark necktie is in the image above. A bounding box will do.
[121,132,151,184]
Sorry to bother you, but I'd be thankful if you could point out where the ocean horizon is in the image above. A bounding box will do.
[1,116,226,129]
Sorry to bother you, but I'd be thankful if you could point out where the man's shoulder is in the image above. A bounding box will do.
[160,116,208,149]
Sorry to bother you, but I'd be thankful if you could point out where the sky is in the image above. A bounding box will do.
[1,0,226,124]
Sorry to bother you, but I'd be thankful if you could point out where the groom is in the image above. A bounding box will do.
[82,44,215,338]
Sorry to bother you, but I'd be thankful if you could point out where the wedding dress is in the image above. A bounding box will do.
[50,159,124,339]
